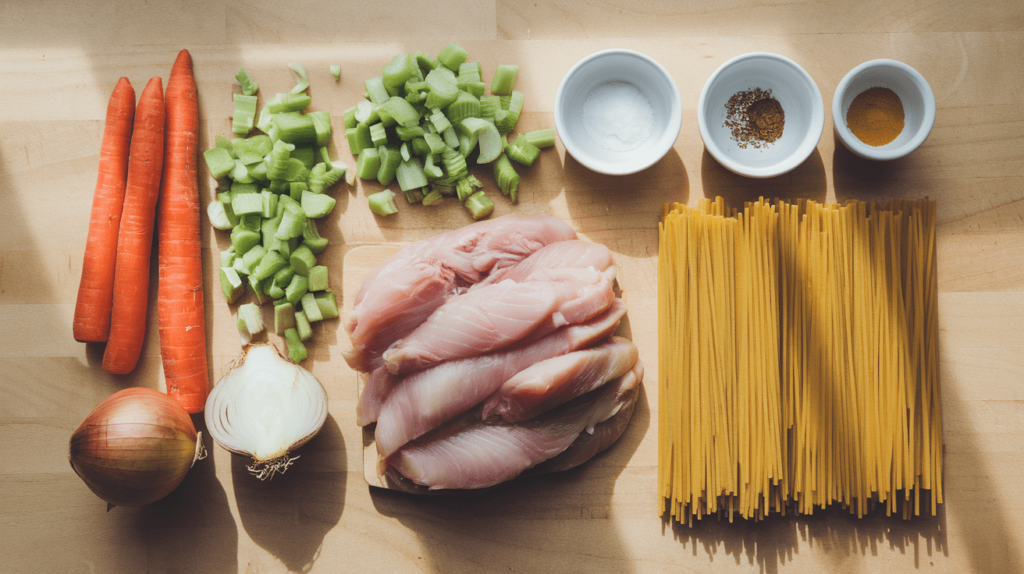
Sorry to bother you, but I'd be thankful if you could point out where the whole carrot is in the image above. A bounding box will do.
[103,77,165,375]
[158,49,209,413]
[73,77,136,343]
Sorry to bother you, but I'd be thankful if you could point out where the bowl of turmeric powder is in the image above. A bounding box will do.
[832,59,935,161]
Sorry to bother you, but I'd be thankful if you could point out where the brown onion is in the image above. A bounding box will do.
[69,387,206,507]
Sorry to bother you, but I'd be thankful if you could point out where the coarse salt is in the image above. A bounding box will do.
[581,81,655,153]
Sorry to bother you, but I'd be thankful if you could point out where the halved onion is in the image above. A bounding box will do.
[69,387,206,507]
[204,344,328,479]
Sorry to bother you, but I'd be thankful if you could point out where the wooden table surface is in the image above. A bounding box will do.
[2,1,1023,572]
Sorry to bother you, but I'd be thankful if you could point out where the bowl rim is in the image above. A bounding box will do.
[831,58,936,161]
[697,52,825,179]
[554,48,683,176]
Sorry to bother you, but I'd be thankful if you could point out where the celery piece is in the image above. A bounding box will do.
[455,175,482,202]
[301,292,323,322]
[295,310,312,341]
[428,109,452,133]
[253,250,287,281]
[342,106,358,129]
[309,164,346,193]
[318,146,333,170]
[230,159,254,183]
[239,213,262,232]
[479,95,499,123]
[232,138,263,165]
[267,92,312,113]
[524,128,555,149]
[383,54,418,91]
[236,303,264,342]
[376,145,402,186]
[494,153,520,202]
[507,133,541,166]
[302,220,328,254]
[233,94,258,135]
[232,257,249,277]
[354,100,378,125]
[315,291,339,320]
[231,192,263,216]
[437,42,468,71]
[241,244,267,276]
[208,200,236,230]
[423,154,443,180]
[398,142,411,162]
[285,328,307,362]
[220,247,237,268]
[278,193,301,213]
[409,135,430,157]
[346,123,373,155]
[236,69,259,96]
[275,208,307,240]
[256,107,275,135]
[421,189,444,206]
[395,125,426,141]
[290,245,317,276]
[290,181,308,202]
[365,76,390,106]
[464,191,494,220]
[490,65,519,96]
[423,132,446,155]
[380,96,421,128]
[265,278,284,300]
[204,147,235,179]
[442,125,460,149]
[405,188,424,204]
[423,67,459,110]
[356,147,382,180]
[273,265,295,288]
[495,91,525,133]
[457,71,481,85]
[368,189,398,217]
[369,122,388,148]
[291,147,316,169]
[330,65,341,80]
[446,91,481,124]
[267,179,288,194]
[216,135,235,155]
[273,112,316,145]
[414,51,439,74]
[247,161,269,182]
[231,226,261,255]
[219,267,245,304]
[460,117,502,163]
[274,302,296,335]
[248,274,266,305]
[301,190,336,219]
[441,146,468,180]
[288,62,310,94]
[396,157,428,191]
[266,139,295,180]
[306,265,329,292]
[262,213,282,250]
[280,157,310,182]
[285,274,309,305]
[308,111,332,147]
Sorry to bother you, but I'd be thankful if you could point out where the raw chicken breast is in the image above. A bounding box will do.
[373,299,627,454]
[481,336,639,423]
[474,240,614,287]
[387,358,642,490]
[382,268,615,374]
[343,214,576,372]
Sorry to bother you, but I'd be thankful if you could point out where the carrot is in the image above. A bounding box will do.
[157,49,209,413]
[102,77,165,375]
[73,77,136,343]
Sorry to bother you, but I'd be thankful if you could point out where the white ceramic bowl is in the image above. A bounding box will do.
[832,59,935,161]
[555,49,682,175]
[698,52,824,178]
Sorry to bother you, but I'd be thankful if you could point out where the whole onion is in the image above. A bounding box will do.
[69,387,206,507]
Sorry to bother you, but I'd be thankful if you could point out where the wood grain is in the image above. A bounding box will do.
[1,0,1022,572]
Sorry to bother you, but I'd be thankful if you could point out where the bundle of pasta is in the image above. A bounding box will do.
[346,214,642,491]
[658,198,942,523]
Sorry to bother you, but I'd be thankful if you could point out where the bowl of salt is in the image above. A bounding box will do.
[555,49,682,175]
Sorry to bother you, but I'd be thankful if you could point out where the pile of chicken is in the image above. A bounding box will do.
[345,214,642,491]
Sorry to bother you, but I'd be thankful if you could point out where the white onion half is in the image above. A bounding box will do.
[205,344,328,479]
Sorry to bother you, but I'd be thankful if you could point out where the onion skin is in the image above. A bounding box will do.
[69,387,202,507]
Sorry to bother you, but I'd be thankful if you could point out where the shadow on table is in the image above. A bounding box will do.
[700,147,828,206]
[369,384,651,574]
[231,413,347,572]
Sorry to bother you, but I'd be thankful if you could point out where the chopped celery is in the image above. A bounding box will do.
[204,147,235,179]
[238,213,262,231]
[216,135,234,154]
[490,65,519,96]
[308,111,332,147]
[233,94,258,135]
[220,267,245,304]
[456,175,482,202]
[291,147,316,169]
[208,200,237,230]
[368,189,398,216]
[301,190,336,218]
[441,146,468,180]
[369,122,388,148]
[459,117,502,163]
[464,191,494,220]
[285,274,309,305]
[380,96,421,128]
[290,245,317,276]
[288,62,310,94]
[273,112,317,145]
[275,206,307,240]
[307,265,329,291]
[230,159,254,183]
[315,291,339,320]
[383,54,418,91]
[248,275,266,305]
[422,189,444,206]
[415,51,439,73]
[295,310,312,341]
[308,163,346,193]
[524,128,555,148]
[220,247,237,268]
[445,91,481,124]
[495,90,524,132]
[253,250,287,281]
[494,153,520,202]
[507,133,541,166]
[231,193,263,216]
[236,303,264,343]
[395,125,426,141]
[424,67,459,110]
[365,76,390,105]
[274,302,296,334]
[330,65,341,80]
[231,226,261,255]
[241,244,267,275]
[342,106,357,129]
[356,147,381,180]
[266,92,312,113]
[405,189,424,204]
[396,157,428,191]
[290,181,308,202]
[301,292,323,322]
[354,100,379,124]
[377,146,402,186]
[437,42,468,71]
[423,132,446,154]
[479,95,499,123]
[266,139,295,180]
[232,138,263,165]
[285,328,307,362]
[273,265,295,288]
[302,220,329,254]
[428,108,452,133]
[346,123,373,154]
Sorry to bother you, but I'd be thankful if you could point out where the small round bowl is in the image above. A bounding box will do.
[832,59,935,161]
[555,49,682,176]
[698,52,824,178]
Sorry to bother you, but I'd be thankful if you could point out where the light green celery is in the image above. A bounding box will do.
[280,158,310,183]
[421,189,444,206]
[354,100,379,124]
[364,76,390,105]
[493,153,520,202]
[220,267,245,304]
[315,291,339,320]
[368,189,398,216]
[246,161,269,182]
[414,51,439,73]
[290,245,317,276]
[301,190,336,218]
[380,96,421,128]
[301,292,323,322]
[437,42,468,71]
[241,244,267,276]
[346,123,373,154]
[231,193,263,216]
[423,67,459,110]
[441,146,468,180]
[396,157,428,191]
[230,226,261,255]
[231,138,263,165]
[295,311,312,341]
[273,112,316,145]
[238,213,262,232]
[290,181,308,202]
[405,189,424,204]
[274,302,296,335]
[275,205,307,240]
[307,265,329,291]
[233,94,258,135]
[253,250,287,281]
[507,133,541,166]
[318,146,333,170]
[285,274,308,305]
[285,328,307,362]
[456,175,482,202]
[383,54,418,91]
[302,220,328,254]
[464,191,494,219]
[261,190,278,219]
[248,274,266,304]
[288,62,310,94]
[343,106,358,129]
[273,265,295,289]
[442,125,460,149]
[423,154,443,180]
[204,147,235,179]
[330,65,341,80]
[356,147,381,180]
[308,163,346,193]
[308,111,332,147]
[376,146,402,186]
[524,128,555,148]
[236,303,264,342]
[266,139,295,180]
[291,147,315,168]
[215,135,234,154]
[220,247,237,268]
[267,92,312,113]
[208,200,236,230]
[230,159,254,183]
[445,91,481,124]
[423,132,446,154]
[236,69,259,96]
[490,65,519,96]
[429,109,452,133]
[395,125,426,141]
[459,117,502,163]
